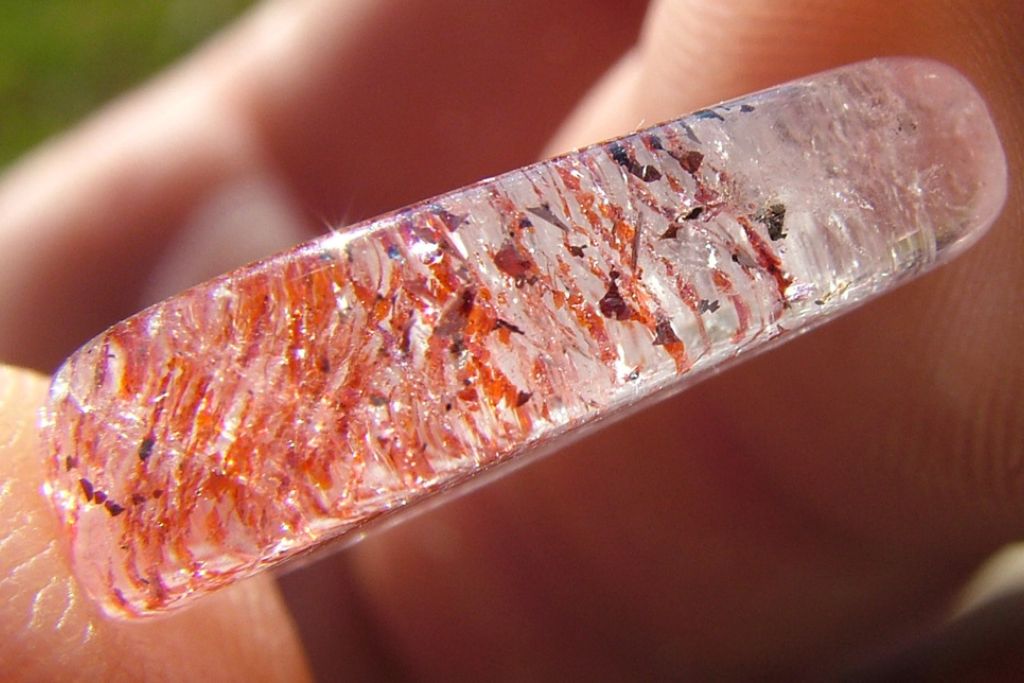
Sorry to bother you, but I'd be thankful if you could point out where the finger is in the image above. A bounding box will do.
[0,365,310,681]
[0,0,645,371]
[238,0,648,221]
[315,0,1023,678]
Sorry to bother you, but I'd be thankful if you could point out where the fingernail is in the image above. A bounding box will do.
[40,58,1007,617]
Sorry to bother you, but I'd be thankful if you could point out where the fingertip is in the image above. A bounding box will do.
[0,364,312,682]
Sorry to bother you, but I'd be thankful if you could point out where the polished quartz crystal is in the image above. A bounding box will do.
[41,58,1007,617]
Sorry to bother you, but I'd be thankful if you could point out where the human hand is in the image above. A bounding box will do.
[0,1,1021,679]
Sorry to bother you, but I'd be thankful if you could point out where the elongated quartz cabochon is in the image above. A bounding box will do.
[42,59,1006,616]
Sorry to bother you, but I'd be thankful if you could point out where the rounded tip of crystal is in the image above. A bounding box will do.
[879,57,1008,260]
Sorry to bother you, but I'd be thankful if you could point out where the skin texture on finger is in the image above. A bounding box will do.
[0,365,311,682]
[315,0,1023,678]
[0,0,644,371]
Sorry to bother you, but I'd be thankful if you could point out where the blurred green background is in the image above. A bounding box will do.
[0,0,256,168]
